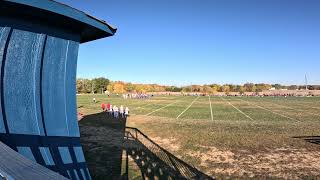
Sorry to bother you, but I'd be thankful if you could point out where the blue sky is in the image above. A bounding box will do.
[57,0,320,86]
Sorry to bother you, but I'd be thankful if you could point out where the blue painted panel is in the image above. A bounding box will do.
[0,15,91,179]
[73,169,80,180]
[3,29,45,135]
[42,36,81,137]
[16,146,36,162]
[67,171,72,179]
[58,147,73,164]
[73,147,85,163]
[4,0,115,35]
[66,41,80,137]
[42,36,70,136]
[86,168,91,180]
[80,169,86,180]
[0,26,11,133]
[39,147,55,166]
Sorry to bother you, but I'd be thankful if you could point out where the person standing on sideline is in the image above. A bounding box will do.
[109,104,113,116]
[101,103,105,111]
[107,102,111,112]
[92,97,96,103]
[113,105,119,118]
[125,107,129,118]
[119,105,124,118]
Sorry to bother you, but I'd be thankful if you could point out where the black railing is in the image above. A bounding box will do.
[0,133,89,179]
[124,127,213,180]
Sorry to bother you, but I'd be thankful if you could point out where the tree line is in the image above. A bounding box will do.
[76,77,320,94]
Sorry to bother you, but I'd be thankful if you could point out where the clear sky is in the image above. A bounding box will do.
[57,0,320,86]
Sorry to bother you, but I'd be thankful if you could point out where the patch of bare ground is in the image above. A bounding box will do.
[151,137,181,152]
[126,115,173,128]
[125,115,320,178]
[187,145,320,179]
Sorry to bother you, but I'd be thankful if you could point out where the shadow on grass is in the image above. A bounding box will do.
[79,112,127,180]
[292,136,320,145]
[123,127,213,180]
[79,112,213,180]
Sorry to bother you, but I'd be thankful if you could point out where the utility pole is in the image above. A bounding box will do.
[305,74,308,91]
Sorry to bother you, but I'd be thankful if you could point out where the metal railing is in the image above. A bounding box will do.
[124,127,213,180]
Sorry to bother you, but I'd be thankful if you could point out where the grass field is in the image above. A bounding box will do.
[78,94,320,179]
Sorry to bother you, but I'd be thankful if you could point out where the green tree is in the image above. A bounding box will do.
[273,84,282,90]
[288,85,298,90]
[92,77,110,93]
[238,86,245,94]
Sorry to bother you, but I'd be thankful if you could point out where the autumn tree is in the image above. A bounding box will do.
[203,86,214,94]
[112,82,126,94]
[243,83,256,92]
[221,85,230,94]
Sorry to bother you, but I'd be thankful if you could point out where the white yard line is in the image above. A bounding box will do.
[176,96,200,119]
[145,100,181,116]
[221,97,254,120]
[237,98,299,122]
[132,102,153,110]
[209,96,213,121]
[133,96,182,111]
[264,101,320,117]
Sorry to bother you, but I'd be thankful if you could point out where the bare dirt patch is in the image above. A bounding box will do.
[187,145,320,179]
[151,137,181,152]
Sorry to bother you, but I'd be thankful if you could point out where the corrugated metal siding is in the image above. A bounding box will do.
[42,36,80,137]
[4,29,46,135]
[0,26,90,180]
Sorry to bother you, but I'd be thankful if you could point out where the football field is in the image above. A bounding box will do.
[77,94,320,178]
[78,94,320,122]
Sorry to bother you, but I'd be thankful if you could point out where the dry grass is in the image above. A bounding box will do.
[78,95,320,179]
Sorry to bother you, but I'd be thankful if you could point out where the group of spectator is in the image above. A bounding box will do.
[101,103,129,118]
[122,93,150,99]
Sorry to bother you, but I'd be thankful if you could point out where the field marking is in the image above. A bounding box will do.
[237,98,299,122]
[176,96,200,119]
[130,96,183,113]
[262,101,320,117]
[220,97,254,120]
[126,100,147,107]
[145,99,181,116]
[208,96,213,121]
[132,102,154,111]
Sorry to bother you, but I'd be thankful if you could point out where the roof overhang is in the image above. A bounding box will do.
[0,0,117,43]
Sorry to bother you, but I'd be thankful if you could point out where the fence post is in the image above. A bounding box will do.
[135,130,138,140]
